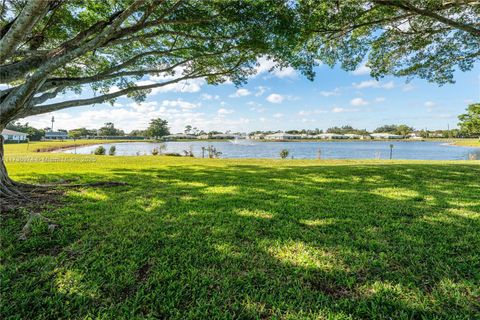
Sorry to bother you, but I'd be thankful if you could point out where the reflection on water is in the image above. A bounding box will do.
[61,141,479,160]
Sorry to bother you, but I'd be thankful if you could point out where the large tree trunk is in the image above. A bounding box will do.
[0,129,25,199]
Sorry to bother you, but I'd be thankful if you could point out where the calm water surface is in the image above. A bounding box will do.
[62,140,480,160]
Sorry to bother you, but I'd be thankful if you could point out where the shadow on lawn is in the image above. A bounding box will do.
[2,163,480,319]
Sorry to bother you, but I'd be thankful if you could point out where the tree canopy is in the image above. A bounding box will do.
[98,122,125,136]
[458,103,480,137]
[1,0,478,130]
[146,118,170,138]
[0,0,313,128]
[300,0,480,84]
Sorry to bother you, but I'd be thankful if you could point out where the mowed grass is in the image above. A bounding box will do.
[452,139,480,147]
[4,139,139,154]
[1,142,480,319]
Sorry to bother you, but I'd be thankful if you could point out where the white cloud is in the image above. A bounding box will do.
[301,118,315,123]
[424,101,436,108]
[352,64,371,76]
[266,93,285,104]
[201,93,219,100]
[217,108,234,115]
[424,101,436,112]
[273,67,297,78]
[350,98,369,106]
[254,56,297,79]
[297,109,327,116]
[255,86,267,96]
[128,101,157,112]
[331,107,359,113]
[402,83,415,92]
[375,97,386,102]
[136,78,205,94]
[23,100,249,134]
[319,88,341,97]
[352,80,395,89]
[162,99,199,110]
[229,88,251,98]
[273,113,284,118]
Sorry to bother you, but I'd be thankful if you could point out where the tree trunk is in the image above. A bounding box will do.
[0,129,24,199]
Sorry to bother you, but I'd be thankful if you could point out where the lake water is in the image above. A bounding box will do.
[61,140,480,160]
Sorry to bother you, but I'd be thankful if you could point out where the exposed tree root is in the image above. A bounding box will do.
[19,211,59,240]
[1,181,129,213]
[35,181,129,188]
[1,180,128,239]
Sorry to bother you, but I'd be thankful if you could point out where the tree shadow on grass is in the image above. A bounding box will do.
[2,162,480,319]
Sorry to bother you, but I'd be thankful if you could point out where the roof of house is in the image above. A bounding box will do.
[164,134,196,138]
[45,131,68,136]
[265,132,298,137]
[2,129,27,135]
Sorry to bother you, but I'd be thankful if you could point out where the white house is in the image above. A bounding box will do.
[2,129,28,142]
[264,132,300,140]
[163,133,196,140]
[370,133,404,139]
[210,134,238,139]
[344,134,362,139]
[44,131,68,140]
[316,133,348,139]
[249,133,265,140]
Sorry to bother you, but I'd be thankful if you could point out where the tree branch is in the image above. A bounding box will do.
[373,0,480,37]
[0,0,51,63]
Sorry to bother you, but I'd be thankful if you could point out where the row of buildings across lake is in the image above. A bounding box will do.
[1,129,432,143]
[163,132,421,141]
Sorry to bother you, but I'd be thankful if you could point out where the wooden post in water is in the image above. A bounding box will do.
[317,148,321,159]
[389,144,394,160]
[201,146,205,158]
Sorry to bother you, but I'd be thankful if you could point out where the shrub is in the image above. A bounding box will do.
[108,146,116,156]
[279,149,289,159]
[94,146,106,155]
[152,148,159,156]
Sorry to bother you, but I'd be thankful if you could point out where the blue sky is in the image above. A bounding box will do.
[22,58,480,133]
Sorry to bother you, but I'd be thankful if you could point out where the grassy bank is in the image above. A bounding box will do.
[4,139,145,154]
[2,143,480,319]
[451,139,480,147]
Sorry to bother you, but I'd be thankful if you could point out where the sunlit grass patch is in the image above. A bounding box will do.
[1,145,479,319]
[372,187,422,200]
[267,241,341,271]
[203,185,239,195]
[236,208,273,219]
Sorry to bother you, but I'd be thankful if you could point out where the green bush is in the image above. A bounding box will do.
[280,149,289,159]
[94,146,106,155]
[108,146,116,156]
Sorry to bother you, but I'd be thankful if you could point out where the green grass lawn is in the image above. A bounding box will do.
[1,142,480,319]
[452,139,480,147]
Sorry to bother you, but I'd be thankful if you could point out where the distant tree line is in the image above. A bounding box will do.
[6,105,480,141]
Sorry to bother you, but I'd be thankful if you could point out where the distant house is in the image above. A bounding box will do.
[163,133,196,140]
[407,133,423,140]
[264,132,300,140]
[344,134,362,139]
[250,133,265,140]
[2,129,28,142]
[44,131,68,140]
[370,133,404,139]
[316,133,348,139]
[210,134,237,139]
[197,134,210,140]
